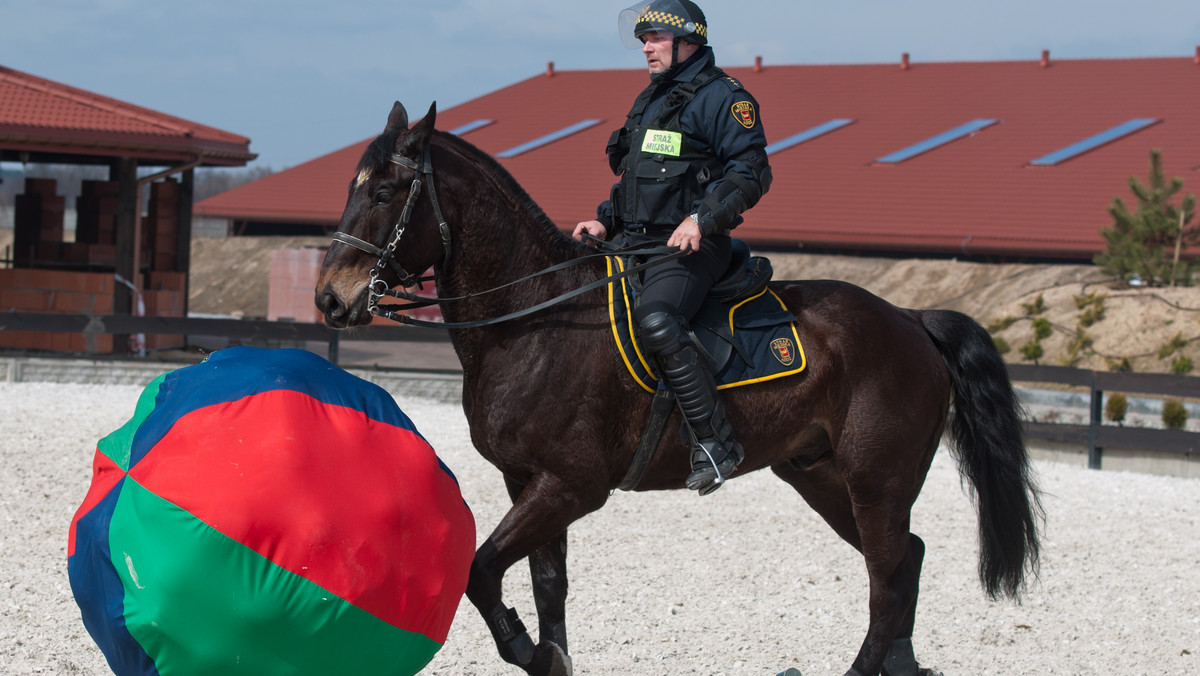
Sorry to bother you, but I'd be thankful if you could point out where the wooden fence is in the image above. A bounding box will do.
[3,312,1197,469]
[0,311,446,367]
[1007,363,1199,468]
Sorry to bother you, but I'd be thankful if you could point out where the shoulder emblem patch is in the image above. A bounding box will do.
[731,101,756,129]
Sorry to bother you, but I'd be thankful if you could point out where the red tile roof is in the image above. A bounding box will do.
[0,65,254,165]
[196,53,1200,259]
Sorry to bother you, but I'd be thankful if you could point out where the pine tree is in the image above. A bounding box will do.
[1094,149,1198,286]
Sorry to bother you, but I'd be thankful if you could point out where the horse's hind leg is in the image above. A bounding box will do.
[853,498,940,676]
[773,459,932,676]
[874,533,941,675]
[879,535,937,676]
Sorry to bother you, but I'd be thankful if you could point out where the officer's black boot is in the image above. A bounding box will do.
[639,310,744,495]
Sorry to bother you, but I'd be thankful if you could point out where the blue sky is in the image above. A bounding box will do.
[3,0,1197,170]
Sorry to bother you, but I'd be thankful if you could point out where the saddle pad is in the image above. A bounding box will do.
[606,256,806,393]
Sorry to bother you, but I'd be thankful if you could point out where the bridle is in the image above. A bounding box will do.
[328,142,689,330]
[329,145,452,317]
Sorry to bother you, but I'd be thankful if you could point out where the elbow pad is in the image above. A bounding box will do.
[695,148,773,235]
[596,200,615,230]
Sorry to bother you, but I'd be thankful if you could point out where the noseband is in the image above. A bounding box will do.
[329,145,452,316]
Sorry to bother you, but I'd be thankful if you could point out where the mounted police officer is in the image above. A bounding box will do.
[573,0,772,495]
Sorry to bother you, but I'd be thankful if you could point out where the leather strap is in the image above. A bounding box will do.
[618,388,677,491]
[330,232,385,258]
[376,243,686,329]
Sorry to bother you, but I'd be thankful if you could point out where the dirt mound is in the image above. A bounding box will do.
[771,253,1200,374]
[188,236,328,318]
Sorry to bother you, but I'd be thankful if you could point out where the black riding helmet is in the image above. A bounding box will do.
[618,0,709,49]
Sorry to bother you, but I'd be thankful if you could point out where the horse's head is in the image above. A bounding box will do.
[315,101,450,328]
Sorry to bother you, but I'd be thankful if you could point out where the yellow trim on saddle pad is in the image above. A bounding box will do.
[608,256,658,392]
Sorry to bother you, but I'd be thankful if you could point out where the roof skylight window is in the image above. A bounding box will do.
[1029,118,1159,166]
[448,119,494,136]
[765,119,855,155]
[875,119,998,164]
[496,119,603,158]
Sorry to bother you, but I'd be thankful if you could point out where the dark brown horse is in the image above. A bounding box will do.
[315,102,1042,676]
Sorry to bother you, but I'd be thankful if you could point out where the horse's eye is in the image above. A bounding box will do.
[373,191,392,206]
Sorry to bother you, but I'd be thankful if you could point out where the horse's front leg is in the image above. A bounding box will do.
[528,528,569,649]
[516,472,572,673]
[467,472,592,676]
[526,529,570,673]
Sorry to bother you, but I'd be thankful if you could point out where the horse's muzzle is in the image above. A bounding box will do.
[315,283,370,329]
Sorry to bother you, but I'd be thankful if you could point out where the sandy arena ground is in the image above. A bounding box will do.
[2,379,1198,675]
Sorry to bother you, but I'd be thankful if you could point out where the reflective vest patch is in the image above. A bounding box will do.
[640,129,683,156]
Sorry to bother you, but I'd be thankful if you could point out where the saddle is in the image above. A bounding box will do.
[608,241,808,491]
[608,239,805,393]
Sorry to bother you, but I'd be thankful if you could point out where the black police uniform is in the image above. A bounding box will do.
[593,45,772,494]
[597,45,770,322]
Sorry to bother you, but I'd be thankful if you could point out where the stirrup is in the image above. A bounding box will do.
[685,435,742,496]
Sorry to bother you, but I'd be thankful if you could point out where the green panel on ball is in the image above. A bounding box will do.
[96,374,165,472]
[108,479,442,676]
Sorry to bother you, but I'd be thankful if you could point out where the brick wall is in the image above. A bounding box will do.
[12,178,65,266]
[142,270,186,350]
[0,269,115,353]
[144,180,179,272]
[1,178,191,356]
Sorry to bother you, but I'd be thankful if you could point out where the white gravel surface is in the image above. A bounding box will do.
[2,380,1198,675]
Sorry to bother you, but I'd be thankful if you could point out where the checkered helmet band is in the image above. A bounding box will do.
[636,10,708,39]
[619,1,709,48]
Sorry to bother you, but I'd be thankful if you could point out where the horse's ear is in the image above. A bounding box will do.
[386,101,409,132]
[405,102,438,149]
[421,101,437,130]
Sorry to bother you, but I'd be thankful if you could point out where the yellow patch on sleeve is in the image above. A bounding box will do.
[731,101,756,129]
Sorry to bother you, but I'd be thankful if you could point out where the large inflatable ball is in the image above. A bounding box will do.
[68,347,475,676]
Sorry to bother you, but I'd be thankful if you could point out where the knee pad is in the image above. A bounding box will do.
[635,305,689,356]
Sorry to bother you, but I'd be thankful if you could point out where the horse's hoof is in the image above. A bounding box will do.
[528,641,572,676]
[776,669,803,676]
[877,664,943,676]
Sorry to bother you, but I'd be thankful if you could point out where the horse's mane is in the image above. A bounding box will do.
[360,126,403,175]
[433,131,567,241]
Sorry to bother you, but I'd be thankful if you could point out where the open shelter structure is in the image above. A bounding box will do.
[1,64,254,353]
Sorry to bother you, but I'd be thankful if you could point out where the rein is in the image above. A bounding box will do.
[329,145,686,331]
[377,239,683,330]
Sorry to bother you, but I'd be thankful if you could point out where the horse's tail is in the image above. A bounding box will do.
[919,309,1043,600]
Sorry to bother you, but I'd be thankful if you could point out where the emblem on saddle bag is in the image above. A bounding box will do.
[771,337,796,366]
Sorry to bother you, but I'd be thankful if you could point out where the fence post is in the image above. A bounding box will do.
[327,331,339,365]
[1087,371,1103,469]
